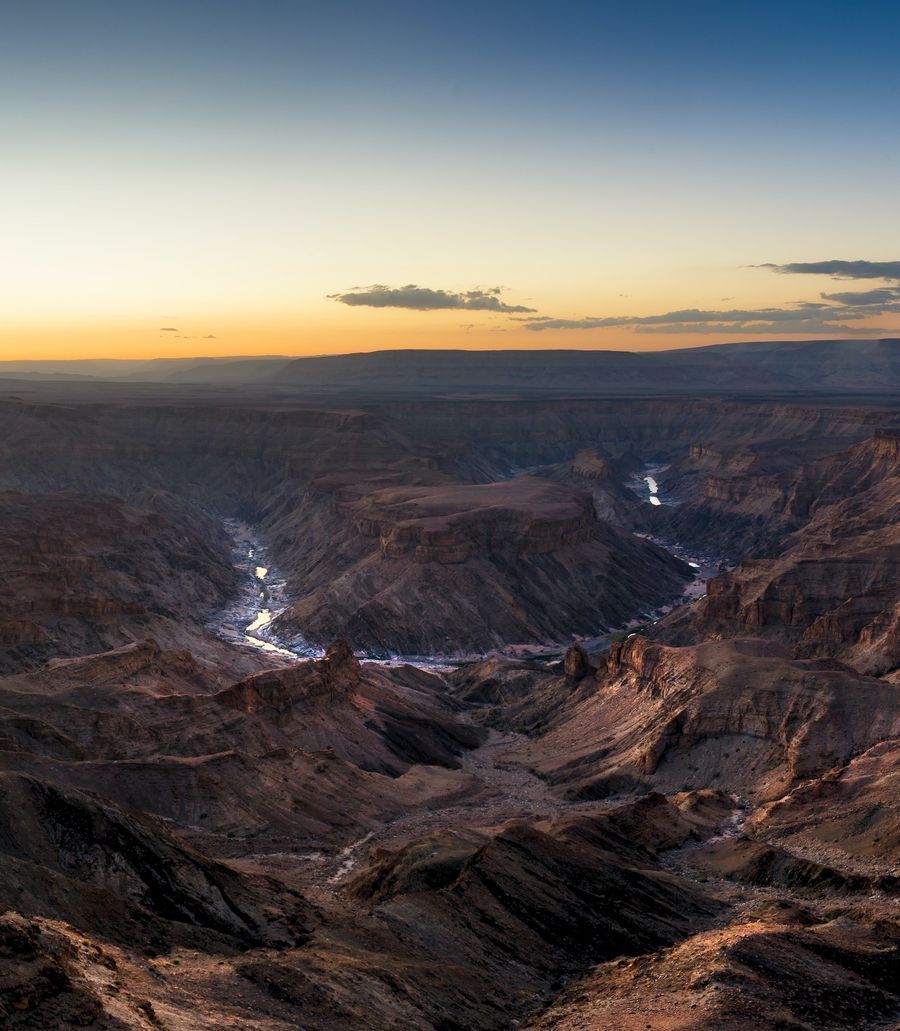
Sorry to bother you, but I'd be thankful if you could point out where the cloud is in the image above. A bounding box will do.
[160,327,179,332]
[329,262,900,338]
[821,287,900,306]
[517,261,900,334]
[760,260,900,281]
[330,284,536,313]
[520,303,869,332]
[518,295,895,335]
[633,320,883,336]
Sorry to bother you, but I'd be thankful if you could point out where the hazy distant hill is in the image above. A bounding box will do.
[0,339,896,395]
[268,339,899,394]
[0,356,290,383]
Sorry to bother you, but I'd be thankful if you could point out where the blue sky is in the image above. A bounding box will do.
[2,1,899,357]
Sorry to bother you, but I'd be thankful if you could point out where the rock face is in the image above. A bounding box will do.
[0,491,237,671]
[564,641,591,678]
[661,432,900,675]
[0,772,313,948]
[510,635,900,801]
[270,476,691,655]
[745,739,900,870]
[663,429,900,556]
[0,912,110,1030]
[524,904,900,1031]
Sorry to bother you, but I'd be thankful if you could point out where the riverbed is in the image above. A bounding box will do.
[211,520,461,670]
[210,466,724,666]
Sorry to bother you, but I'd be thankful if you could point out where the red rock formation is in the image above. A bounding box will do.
[0,492,237,670]
[271,476,691,654]
[512,636,900,801]
[564,641,591,678]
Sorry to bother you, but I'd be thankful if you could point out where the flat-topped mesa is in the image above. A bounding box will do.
[350,477,596,564]
[271,472,691,655]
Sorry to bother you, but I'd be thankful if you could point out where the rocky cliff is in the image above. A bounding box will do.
[270,476,691,655]
[661,432,900,675]
[0,491,238,671]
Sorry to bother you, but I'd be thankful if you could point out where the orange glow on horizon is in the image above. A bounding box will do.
[2,309,894,363]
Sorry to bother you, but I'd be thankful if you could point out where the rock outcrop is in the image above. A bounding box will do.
[661,432,900,675]
[270,476,691,655]
[511,636,900,801]
[0,492,237,671]
[564,641,591,678]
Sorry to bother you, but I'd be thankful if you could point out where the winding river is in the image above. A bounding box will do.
[211,467,720,667]
[211,521,302,660]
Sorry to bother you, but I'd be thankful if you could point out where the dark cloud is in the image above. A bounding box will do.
[521,303,865,332]
[519,293,895,334]
[760,260,900,281]
[821,287,900,306]
[330,284,536,313]
[160,327,179,332]
[633,320,882,336]
[518,260,900,334]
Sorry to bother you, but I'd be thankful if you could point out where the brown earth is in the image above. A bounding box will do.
[270,475,691,654]
[0,387,896,1029]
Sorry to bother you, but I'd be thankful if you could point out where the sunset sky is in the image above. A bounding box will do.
[3,0,900,360]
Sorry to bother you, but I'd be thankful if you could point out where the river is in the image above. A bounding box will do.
[210,520,302,660]
[210,467,722,666]
[212,520,459,670]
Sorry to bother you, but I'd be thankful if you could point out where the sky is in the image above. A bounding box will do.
[2,0,899,360]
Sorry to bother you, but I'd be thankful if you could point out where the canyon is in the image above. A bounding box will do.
[0,358,897,1030]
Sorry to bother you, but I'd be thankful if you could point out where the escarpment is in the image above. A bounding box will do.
[0,492,238,671]
[660,431,900,675]
[270,476,692,654]
[510,636,900,801]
